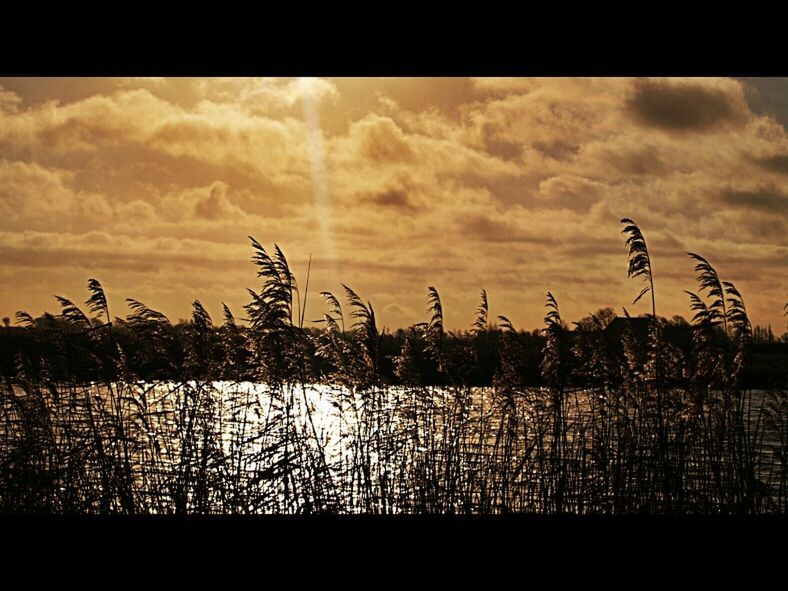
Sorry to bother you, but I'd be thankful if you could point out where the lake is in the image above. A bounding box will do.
[1,381,785,514]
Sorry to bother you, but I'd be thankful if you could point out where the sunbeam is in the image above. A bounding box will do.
[299,77,337,281]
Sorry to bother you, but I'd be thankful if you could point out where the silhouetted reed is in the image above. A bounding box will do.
[0,227,785,514]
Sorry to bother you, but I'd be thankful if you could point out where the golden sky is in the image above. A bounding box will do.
[0,77,786,331]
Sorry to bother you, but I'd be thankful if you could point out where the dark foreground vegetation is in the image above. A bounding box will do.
[1,221,786,514]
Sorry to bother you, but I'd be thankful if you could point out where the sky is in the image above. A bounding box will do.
[0,77,786,332]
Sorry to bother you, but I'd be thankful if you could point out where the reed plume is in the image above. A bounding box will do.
[687,253,728,336]
[621,218,656,319]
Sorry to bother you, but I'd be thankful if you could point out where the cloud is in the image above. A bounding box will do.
[457,212,545,244]
[627,78,750,132]
[471,78,537,94]
[0,86,21,113]
[116,200,157,224]
[537,175,607,210]
[193,78,338,113]
[148,181,254,225]
[0,230,249,275]
[365,189,418,211]
[0,160,114,231]
[194,182,245,220]
[721,186,788,213]
[757,154,788,175]
[532,139,579,161]
[349,114,414,163]
[596,142,671,177]
[382,302,416,320]
[0,88,313,186]
[116,77,167,89]
[0,77,786,331]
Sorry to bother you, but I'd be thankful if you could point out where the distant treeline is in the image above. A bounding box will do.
[1,310,786,389]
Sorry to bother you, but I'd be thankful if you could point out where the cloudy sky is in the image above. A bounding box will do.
[0,77,786,331]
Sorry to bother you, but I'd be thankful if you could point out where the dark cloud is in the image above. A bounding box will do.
[605,145,671,176]
[721,186,788,213]
[740,77,788,129]
[484,137,522,161]
[457,213,546,243]
[627,79,748,132]
[366,190,417,211]
[532,139,580,161]
[194,182,240,220]
[478,121,523,161]
[558,238,623,259]
[756,154,788,175]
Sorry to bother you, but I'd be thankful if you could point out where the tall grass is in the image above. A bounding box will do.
[0,227,786,514]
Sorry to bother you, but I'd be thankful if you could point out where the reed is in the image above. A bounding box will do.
[0,223,785,514]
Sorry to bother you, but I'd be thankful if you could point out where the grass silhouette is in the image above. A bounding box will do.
[0,224,786,514]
